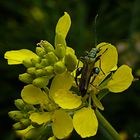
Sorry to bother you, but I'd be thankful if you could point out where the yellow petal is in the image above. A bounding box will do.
[73,107,98,138]
[21,84,48,105]
[107,65,134,93]
[55,12,71,39]
[111,65,118,71]
[92,42,118,86]
[30,112,52,125]
[53,89,82,109]
[49,71,73,97]
[52,109,73,139]
[91,72,107,87]
[48,136,57,140]
[96,42,118,74]
[66,46,75,55]
[4,49,38,65]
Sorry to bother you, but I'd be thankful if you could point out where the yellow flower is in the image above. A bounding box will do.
[49,72,98,138]
[21,84,73,139]
[49,71,82,109]
[29,109,73,139]
[87,42,134,93]
[21,71,99,138]
[20,72,76,139]
[4,49,39,65]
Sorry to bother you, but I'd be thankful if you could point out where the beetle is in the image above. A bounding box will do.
[75,45,108,96]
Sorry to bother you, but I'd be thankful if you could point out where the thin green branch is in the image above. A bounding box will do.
[95,109,121,140]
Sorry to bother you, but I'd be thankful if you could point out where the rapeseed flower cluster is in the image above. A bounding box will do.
[5,12,133,139]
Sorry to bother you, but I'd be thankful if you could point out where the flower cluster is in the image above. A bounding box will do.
[5,12,77,88]
[5,12,134,140]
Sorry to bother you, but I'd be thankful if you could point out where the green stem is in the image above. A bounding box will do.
[98,89,109,100]
[95,110,121,140]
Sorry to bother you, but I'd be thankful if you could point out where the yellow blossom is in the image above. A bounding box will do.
[50,71,82,109]
[4,49,38,65]
[90,43,133,93]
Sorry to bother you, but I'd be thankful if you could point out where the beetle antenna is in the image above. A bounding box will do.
[94,14,98,47]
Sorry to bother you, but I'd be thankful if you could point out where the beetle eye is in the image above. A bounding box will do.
[93,67,100,74]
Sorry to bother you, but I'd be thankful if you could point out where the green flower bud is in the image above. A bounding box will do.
[45,52,58,65]
[35,63,44,69]
[27,67,36,75]
[40,58,49,66]
[31,58,40,65]
[36,47,46,57]
[8,111,25,121]
[54,44,66,59]
[44,66,54,75]
[35,69,45,77]
[64,53,78,71]
[13,120,30,130]
[15,99,35,112]
[24,104,35,112]
[24,128,40,139]
[13,122,24,130]
[23,59,34,68]
[19,73,33,84]
[20,118,31,128]
[37,40,54,53]
[54,61,66,74]
[14,99,25,110]
[32,76,49,88]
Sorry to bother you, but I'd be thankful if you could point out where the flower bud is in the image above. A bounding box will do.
[40,58,49,66]
[31,58,40,65]
[24,104,35,112]
[35,63,44,69]
[37,40,54,53]
[32,76,49,88]
[64,53,78,71]
[44,66,54,75]
[36,47,46,57]
[54,44,66,59]
[9,111,25,121]
[23,59,34,68]
[35,69,46,77]
[27,67,36,75]
[13,120,29,130]
[13,122,24,130]
[20,118,31,128]
[54,61,66,74]
[14,99,25,110]
[19,73,33,84]
[45,52,58,65]
[24,128,40,139]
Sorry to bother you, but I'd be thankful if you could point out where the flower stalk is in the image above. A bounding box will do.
[95,109,121,140]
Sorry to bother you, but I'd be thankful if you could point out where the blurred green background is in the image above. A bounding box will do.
[1,0,140,139]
